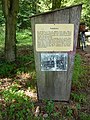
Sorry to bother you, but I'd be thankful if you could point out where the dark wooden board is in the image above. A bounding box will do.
[31,5,82,101]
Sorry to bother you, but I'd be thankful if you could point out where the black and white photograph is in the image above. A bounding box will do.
[41,53,68,71]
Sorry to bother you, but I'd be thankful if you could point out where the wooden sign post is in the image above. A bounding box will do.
[30,4,82,101]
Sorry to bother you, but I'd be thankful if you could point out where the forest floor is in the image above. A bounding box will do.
[77,47,90,104]
[76,42,90,117]
[0,42,90,120]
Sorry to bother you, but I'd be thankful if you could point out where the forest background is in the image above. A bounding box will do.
[0,0,90,120]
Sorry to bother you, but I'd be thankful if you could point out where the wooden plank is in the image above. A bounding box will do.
[31,5,82,101]
[66,6,82,100]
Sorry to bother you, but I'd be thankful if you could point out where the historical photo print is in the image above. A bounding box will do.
[41,53,68,71]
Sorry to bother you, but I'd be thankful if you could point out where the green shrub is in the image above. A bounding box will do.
[71,92,86,103]
[16,29,32,46]
[0,62,16,77]
[1,84,34,120]
[79,112,90,120]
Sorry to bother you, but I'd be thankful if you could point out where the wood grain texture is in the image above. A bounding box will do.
[31,5,82,101]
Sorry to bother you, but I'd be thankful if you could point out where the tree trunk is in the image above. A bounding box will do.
[2,0,19,62]
[5,14,16,61]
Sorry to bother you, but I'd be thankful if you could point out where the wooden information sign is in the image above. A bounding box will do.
[30,4,82,101]
[35,24,74,52]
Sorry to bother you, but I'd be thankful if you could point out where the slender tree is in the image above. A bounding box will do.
[2,0,19,62]
[52,0,62,10]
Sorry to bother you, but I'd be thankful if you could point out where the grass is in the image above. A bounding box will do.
[72,54,83,84]
[72,54,86,91]
[71,54,87,104]
[0,26,90,120]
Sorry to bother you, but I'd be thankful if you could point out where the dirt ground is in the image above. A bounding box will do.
[76,41,90,115]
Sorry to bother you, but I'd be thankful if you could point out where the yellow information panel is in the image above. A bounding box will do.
[35,24,74,52]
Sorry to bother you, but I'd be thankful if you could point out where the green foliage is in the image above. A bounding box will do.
[76,103,81,110]
[1,84,34,120]
[0,54,35,77]
[79,112,90,120]
[16,29,32,46]
[73,54,83,80]
[0,1,5,26]
[16,54,35,73]
[2,84,26,102]
[71,54,87,104]
[72,54,84,89]
[38,0,52,12]
[45,100,54,115]
[66,106,73,117]
[71,92,86,103]
[0,61,16,77]
[63,0,90,27]
[17,0,52,29]
[18,0,38,29]
[82,1,90,27]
